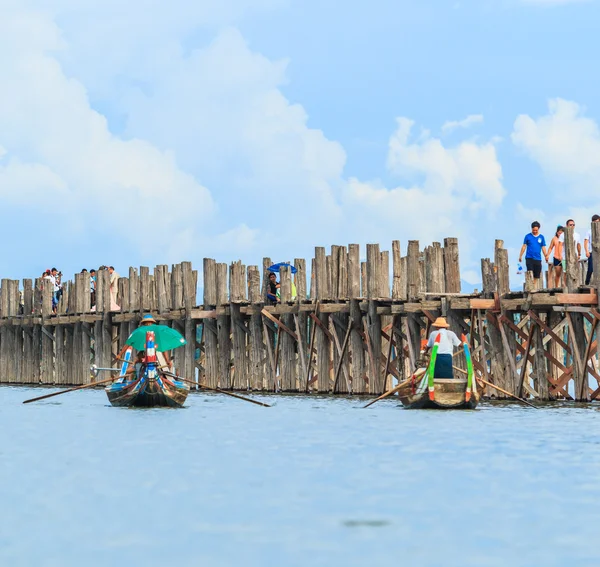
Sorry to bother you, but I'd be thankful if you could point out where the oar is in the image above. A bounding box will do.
[452,365,537,408]
[476,377,538,409]
[23,376,117,404]
[363,368,426,408]
[161,371,271,408]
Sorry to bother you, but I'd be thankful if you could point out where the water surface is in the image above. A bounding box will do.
[2,387,600,566]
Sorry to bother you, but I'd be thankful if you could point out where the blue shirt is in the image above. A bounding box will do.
[523,233,546,260]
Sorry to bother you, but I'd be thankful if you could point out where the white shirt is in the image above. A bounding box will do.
[558,231,581,259]
[427,329,462,355]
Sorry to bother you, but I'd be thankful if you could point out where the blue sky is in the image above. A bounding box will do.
[1,0,599,290]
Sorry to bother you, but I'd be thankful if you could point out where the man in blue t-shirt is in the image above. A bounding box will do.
[518,221,547,282]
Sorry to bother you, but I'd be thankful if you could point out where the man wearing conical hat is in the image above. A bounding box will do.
[424,317,464,379]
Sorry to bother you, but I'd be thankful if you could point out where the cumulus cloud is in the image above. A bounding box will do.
[442,114,484,133]
[512,99,600,198]
[342,117,506,258]
[0,0,506,283]
[512,98,600,233]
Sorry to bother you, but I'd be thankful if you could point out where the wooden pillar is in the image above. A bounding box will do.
[425,242,445,294]
[94,269,112,378]
[203,259,219,389]
[380,250,390,298]
[366,244,382,393]
[262,257,275,390]
[392,240,406,300]
[230,261,247,390]
[40,282,54,384]
[348,244,361,299]
[216,262,231,389]
[443,237,461,293]
[294,258,308,391]
[0,279,11,383]
[481,258,496,297]
[531,318,549,400]
[565,226,588,400]
[31,279,42,385]
[21,279,33,384]
[407,241,420,300]
[279,265,297,391]
[315,247,330,392]
[486,312,511,397]
[182,261,196,382]
[247,266,264,390]
[495,240,510,296]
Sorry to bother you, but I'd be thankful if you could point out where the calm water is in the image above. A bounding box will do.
[2,387,600,567]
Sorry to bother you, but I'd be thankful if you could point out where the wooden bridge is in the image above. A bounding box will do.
[2,225,600,401]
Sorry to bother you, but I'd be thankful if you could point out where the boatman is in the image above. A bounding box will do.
[424,317,464,379]
[138,313,173,370]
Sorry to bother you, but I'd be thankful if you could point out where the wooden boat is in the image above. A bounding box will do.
[398,334,481,410]
[105,337,189,408]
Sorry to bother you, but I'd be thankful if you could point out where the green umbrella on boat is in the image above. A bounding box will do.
[126,323,187,352]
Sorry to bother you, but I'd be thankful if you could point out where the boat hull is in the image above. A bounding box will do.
[105,374,189,408]
[399,378,481,410]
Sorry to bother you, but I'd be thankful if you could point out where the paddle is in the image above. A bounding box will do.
[476,376,538,409]
[451,365,537,409]
[161,371,271,408]
[23,376,117,404]
[363,368,426,408]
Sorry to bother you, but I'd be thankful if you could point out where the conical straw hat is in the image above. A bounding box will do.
[432,317,450,328]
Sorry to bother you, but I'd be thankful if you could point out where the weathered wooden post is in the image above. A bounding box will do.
[564,225,588,401]
[278,265,297,391]
[247,266,264,390]
[181,261,197,382]
[332,248,351,393]
[315,246,330,392]
[21,279,33,384]
[481,258,496,297]
[366,244,382,393]
[294,258,308,391]
[443,237,461,293]
[203,259,219,389]
[348,244,365,394]
[262,257,276,390]
[40,279,54,384]
[229,261,247,390]
[216,263,231,389]
[495,240,509,296]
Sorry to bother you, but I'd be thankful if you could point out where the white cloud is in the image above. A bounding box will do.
[512,99,600,198]
[342,118,506,264]
[0,0,506,283]
[442,114,484,133]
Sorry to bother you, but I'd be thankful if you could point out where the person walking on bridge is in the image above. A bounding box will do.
[518,221,547,285]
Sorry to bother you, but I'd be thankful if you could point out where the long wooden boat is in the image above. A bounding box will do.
[105,340,189,408]
[398,335,481,410]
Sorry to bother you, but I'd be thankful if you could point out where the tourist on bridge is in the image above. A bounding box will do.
[558,219,581,262]
[266,272,279,304]
[424,317,464,379]
[518,221,547,283]
[584,214,600,285]
[546,226,564,288]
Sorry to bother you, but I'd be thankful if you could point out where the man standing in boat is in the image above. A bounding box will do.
[424,317,464,378]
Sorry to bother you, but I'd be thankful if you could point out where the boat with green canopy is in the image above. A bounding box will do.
[105,315,189,408]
